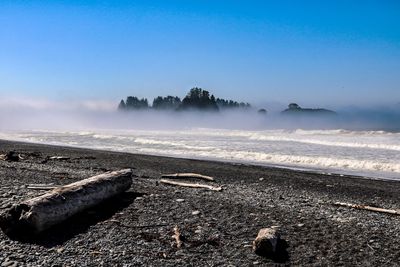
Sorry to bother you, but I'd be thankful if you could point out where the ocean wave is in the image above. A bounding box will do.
[245,134,400,151]
[134,147,400,174]
[1,128,400,179]
[133,138,215,151]
[179,129,400,151]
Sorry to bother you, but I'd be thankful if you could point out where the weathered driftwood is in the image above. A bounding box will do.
[161,173,214,181]
[27,185,58,190]
[49,156,70,160]
[160,179,222,191]
[0,169,132,236]
[173,225,183,248]
[108,219,168,229]
[26,183,56,190]
[334,202,400,215]
[0,151,22,162]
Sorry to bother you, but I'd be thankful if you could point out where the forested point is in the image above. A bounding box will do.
[118,87,252,112]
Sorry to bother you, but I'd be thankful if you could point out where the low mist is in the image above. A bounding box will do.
[0,99,400,132]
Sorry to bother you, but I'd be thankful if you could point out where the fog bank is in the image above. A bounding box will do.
[0,100,399,132]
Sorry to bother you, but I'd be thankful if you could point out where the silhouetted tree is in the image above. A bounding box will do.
[216,98,251,109]
[210,95,216,103]
[179,87,219,111]
[125,96,149,110]
[152,96,181,110]
[118,99,126,110]
[118,88,252,112]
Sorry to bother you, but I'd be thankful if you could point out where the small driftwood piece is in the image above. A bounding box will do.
[27,185,58,190]
[173,225,183,248]
[161,173,214,181]
[160,179,222,191]
[334,202,400,215]
[0,169,132,236]
[108,219,168,229]
[49,156,70,160]
[0,151,22,162]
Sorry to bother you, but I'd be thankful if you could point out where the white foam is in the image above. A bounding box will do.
[1,128,399,180]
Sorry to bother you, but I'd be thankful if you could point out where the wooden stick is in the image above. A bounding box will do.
[161,173,214,181]
[107,219,168,229]
[160,179,222,191]
[0,169,132,236]
[27,183,55,187]
[27,186,58,190]
[334,202,400,215]
[49,156,70,160]
[173,225,183,248]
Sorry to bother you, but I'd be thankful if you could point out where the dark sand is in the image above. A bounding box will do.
[1,139,400,266]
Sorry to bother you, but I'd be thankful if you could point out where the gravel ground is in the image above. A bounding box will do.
[1,139,400,266]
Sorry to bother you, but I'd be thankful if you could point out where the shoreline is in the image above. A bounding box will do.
[1,139,400,265]
[1,138,398,182]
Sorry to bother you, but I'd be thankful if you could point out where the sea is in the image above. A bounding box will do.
[1,127,399,180]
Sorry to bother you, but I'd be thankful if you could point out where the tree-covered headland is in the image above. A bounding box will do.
[118,87,252,112]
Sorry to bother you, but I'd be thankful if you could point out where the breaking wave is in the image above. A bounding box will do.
[1,128,399,180]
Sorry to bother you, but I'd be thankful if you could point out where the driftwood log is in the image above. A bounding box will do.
[0,169,132,236]
[160,179,222,191]
[161,173,214,181]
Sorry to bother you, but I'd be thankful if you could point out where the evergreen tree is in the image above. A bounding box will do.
[125,96,149,109]
[118,88,251,112]
[118,99,126,110]
[179,87,219,111]
[153,96,181,110]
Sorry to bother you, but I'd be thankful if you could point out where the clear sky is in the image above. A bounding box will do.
[0,0,399,107]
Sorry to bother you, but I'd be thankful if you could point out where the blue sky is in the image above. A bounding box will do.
[0,0,399,107]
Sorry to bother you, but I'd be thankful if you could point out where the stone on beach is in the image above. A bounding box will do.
[253,227,281,256]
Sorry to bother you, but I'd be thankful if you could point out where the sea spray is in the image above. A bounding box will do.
[1,128,400,180]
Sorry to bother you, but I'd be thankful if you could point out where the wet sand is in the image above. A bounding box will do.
[1,139,400,266]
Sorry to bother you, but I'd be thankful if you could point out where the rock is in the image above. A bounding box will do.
[257,109,267,115]
[1,260,18,267]
[176,199,185,202]
[253,227,281,256]
[192,210,200,215]
[281,103,336,116]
